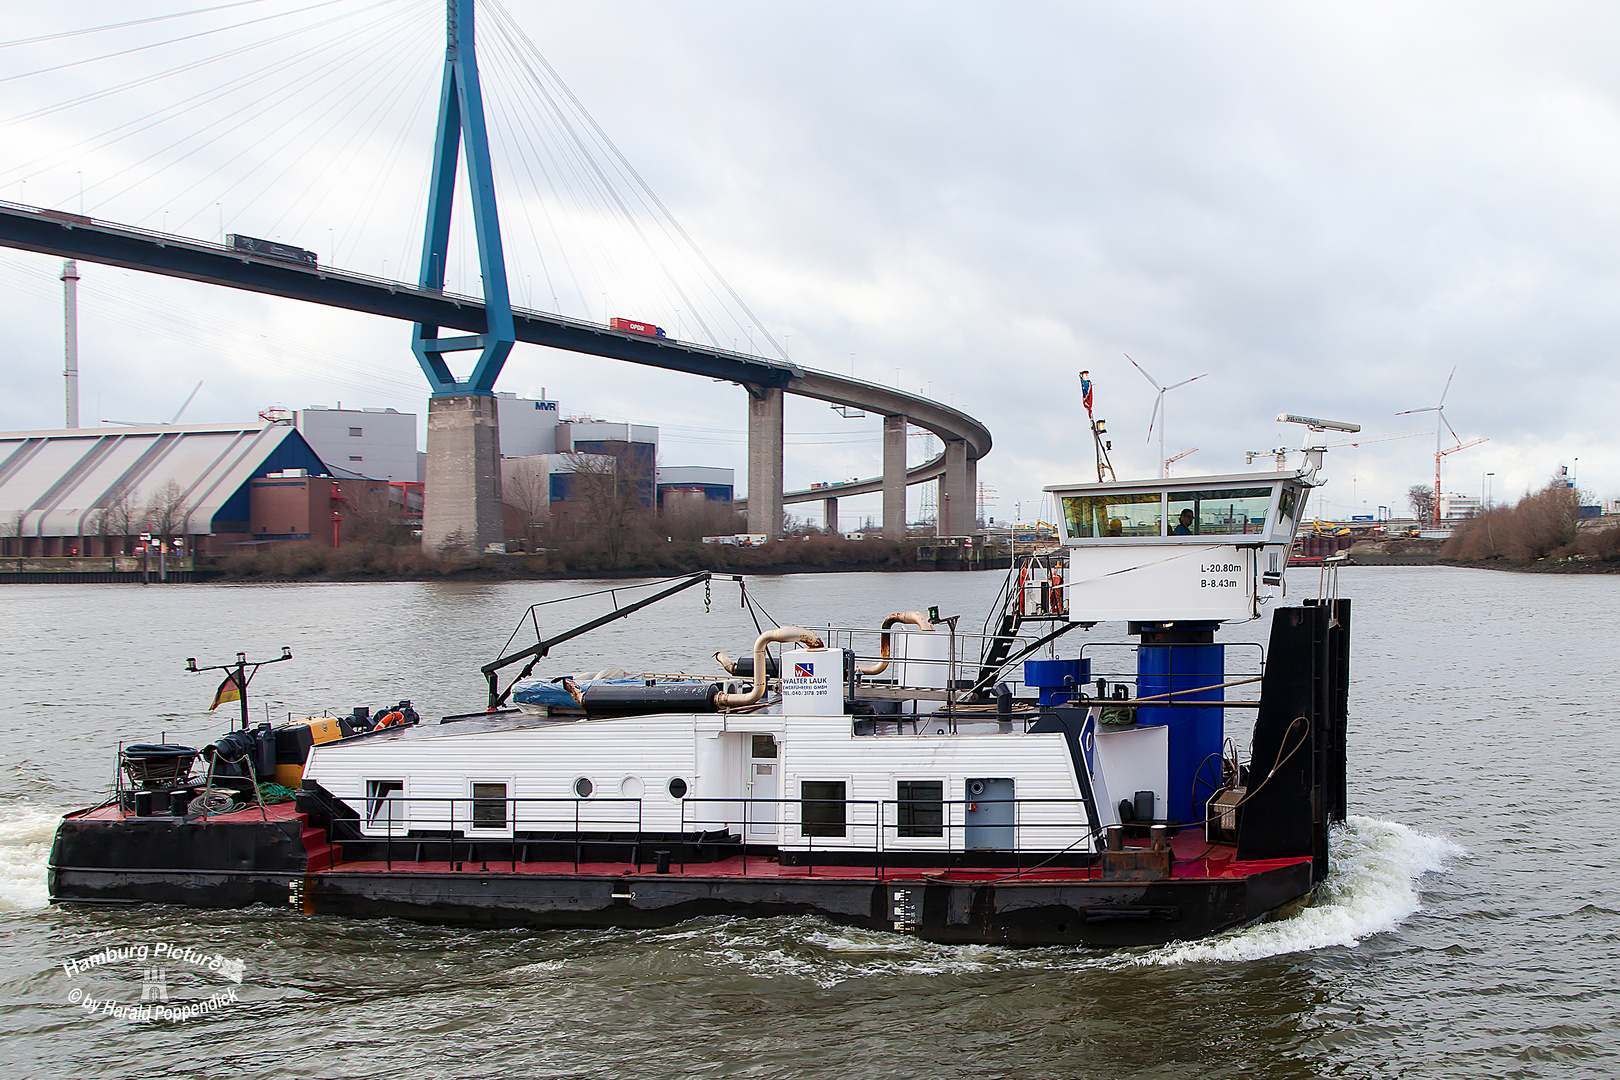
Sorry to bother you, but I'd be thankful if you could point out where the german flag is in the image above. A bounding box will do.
[210,673,242,711]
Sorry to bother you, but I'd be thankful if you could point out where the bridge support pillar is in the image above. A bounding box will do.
[747,387,784,537]
[424,394,503,556]
[938,438,973,536]
[883,414,907,540]
[822,497,838,537]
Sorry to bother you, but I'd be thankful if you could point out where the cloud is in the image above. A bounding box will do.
[2,0,1618,527]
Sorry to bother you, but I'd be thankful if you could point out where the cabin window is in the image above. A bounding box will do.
[573,777,594,799]
[471,782,508,829]
[1277,487,1299,530]
[1062,492,1162,538]
[1166,487,1272,536]
[895,780,944,838]
[365,780,403,830]
[668,777,688,799]
[751,734,778,758]
[801,781,846,837]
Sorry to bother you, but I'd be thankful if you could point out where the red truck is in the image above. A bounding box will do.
[609,317,667,339]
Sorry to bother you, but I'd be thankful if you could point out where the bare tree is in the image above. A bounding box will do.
[94,486,138,556]
[2,508,23,563]
[145,480,187,544]
[340,482,397,546]
[1407,484,1435,525]
[563,451,646,566]
[503,458,551,550]
[659,496,743,541]
[436,527,470,560]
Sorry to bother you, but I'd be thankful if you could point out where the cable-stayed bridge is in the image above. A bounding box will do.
[0,1,990,546]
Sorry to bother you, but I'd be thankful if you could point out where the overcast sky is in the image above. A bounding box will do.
[3,1,1617,527]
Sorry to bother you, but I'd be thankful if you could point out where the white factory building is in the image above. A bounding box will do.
[295,406,418,482]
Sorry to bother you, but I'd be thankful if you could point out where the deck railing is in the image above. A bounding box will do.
[345,793,1104,879]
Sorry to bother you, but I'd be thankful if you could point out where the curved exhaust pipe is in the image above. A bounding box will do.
[715,626,825,708]
[855,611,934,676]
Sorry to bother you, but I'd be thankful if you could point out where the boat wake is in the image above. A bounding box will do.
[0,803,64,911]
[1130,814,1462,966]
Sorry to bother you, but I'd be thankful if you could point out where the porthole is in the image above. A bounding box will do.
[620,776,644,799]
[667,777,688,799]
[574,777,594,798]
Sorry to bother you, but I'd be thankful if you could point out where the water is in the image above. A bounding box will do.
[0,568,1615,1078]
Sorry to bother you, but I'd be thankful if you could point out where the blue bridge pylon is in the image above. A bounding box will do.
[411,0,515,397]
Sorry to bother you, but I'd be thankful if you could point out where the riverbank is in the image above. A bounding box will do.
[0,538,1017,583]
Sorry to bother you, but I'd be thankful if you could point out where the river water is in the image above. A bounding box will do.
[0,567,1614,1078]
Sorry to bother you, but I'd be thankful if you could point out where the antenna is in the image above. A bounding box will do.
[1127,354,1206,479]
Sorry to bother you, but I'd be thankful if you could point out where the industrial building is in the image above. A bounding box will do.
[0,389,733,559]
[295,405,418,482]
[0,422,330,556]
[655,466,734,508]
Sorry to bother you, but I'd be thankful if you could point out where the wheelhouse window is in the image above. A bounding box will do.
[1166,488,1272,536]
[895,780,943,838]
[1062,492,1162,538]
[471,782,508,829]
[366,780,403,830]
[800,781,846,837]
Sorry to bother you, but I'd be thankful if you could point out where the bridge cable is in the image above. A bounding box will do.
[0,0,360,85]
[0,0,284,51]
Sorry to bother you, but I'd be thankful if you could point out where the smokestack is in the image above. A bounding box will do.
[62,259,80,428]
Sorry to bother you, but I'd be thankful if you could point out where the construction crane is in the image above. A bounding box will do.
[1436,439,1489,524]
[1247,430,1427,471]
[1398,368,1487,526]
[1164,447,1198,476]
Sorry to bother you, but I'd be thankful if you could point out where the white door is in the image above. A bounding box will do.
[745,734,779,842]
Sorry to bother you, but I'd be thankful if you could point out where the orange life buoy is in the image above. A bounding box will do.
[375,710,404,729]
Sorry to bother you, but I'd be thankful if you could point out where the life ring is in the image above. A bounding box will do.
[1050,568,1065,614]
[374,710,404,729]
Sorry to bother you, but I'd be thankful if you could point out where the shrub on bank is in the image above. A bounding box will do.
[1442,480,1602,562]
[205,537,921,581]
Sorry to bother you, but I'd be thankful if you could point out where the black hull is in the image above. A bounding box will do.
[52,855,1312,948]
[301,863,1313,947]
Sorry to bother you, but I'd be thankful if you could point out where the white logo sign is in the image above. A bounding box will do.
[60,940,246,1023]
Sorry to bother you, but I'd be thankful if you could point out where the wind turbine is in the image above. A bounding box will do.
[1397,366,1487,526]
[1127,354,1207,479]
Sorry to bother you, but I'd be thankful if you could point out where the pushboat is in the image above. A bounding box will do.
[50,456,1351,948]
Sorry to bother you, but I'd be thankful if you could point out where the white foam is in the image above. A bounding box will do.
[1131,814,1462,966]
[0,804,64,911]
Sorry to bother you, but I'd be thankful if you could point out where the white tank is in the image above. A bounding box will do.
[780,647,845,715]
[894,627,950,714]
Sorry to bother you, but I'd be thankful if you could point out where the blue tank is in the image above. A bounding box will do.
[1024,658,1091,707]
[1136,631,1224,827]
